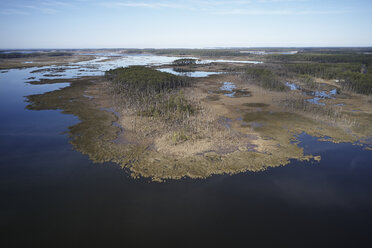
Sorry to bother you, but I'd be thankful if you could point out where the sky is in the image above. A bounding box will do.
[0,0,372,49]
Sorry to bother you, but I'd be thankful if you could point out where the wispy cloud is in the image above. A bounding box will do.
[0,0,360,16]
[214,8,353,15]
[101,2,190,9]
[18,4,59,14]
[99,0,343,16]
[99,0,280,10]
[295,9,353,15]
[214,9,291,15]
[98,0,301,13]
[0,8,29,15]
[41,0,73,7]
[0,0,73,15]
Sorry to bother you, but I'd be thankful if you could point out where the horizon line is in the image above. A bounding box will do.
[1,46,372,50]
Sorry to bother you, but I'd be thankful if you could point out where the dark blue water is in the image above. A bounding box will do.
[1,63,372,248]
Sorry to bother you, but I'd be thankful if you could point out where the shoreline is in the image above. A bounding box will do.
[3,51,370,181]
[0,54,96,70]
[25,70,371,181]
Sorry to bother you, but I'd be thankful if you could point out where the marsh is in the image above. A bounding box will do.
[1,49,372,247]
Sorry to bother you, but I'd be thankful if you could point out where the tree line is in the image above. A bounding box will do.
[241,67,287,91]
[0,52,72,59]
[105,66,195,122]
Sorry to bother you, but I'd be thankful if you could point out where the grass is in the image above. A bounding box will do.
[22,50,372,181]
[0,52,72,59]
[205,95,220,101]
[243,103,269,108]
[138,91,195,122]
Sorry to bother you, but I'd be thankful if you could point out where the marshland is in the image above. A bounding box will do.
[3,0,372,246]
[1,48,372,247]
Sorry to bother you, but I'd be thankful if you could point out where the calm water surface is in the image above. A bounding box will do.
[1,56,372,247]
[157,68,224,77]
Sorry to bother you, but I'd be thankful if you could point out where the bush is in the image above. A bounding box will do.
[341,71,372,95]
[172,58,197,66]
[242,67,286,91]
[106,66,195,123]
[298,74,317,89]
[105,66,191,93]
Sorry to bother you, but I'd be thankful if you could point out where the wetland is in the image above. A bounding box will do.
[1,48,372,247]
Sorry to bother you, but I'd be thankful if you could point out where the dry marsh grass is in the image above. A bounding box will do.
[24,65,372,181]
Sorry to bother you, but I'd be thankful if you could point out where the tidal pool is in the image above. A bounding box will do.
[285,81,338,105]
[220,82,237,97]
[305,88,337,105]
[285,81,301,90]
[1,55,372,247]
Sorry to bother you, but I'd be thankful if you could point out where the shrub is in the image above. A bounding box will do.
[242,67,286,91]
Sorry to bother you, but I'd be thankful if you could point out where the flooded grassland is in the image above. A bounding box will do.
[0,54,96,70]
[24,56,372,181]
[2,49,372,247]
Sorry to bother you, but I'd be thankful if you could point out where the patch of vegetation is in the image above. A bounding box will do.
[173,68,194,73]
[282,63,372,94]
[25,77,150,168]
[277,96,342,119]
[171,130,190,144]
[298,74,317,89]
[105,66,191,92]
[0,52,72,59]
[234,89,252,97]
[125,48,247,57]
[268,53,372,64]
[284,63,361,79]
[172,58,197,66]
[241,67,286,91]
[205,95,220,101]
[139,91,195,121]
[341,71,372,95]
[262,51,372,95]
[243,103,269,108]
[243,110,357,145]
[106,66,195,124]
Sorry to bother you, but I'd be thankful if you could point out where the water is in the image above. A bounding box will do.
[220,82,237,97]
[240,50,298,55]
[285,82,338,105]
[305,88,337,105]
[199,59,263,64]
[1,55,372,247]
[22,55,187,82]
[157,68,224,77]
[285,81,301,90]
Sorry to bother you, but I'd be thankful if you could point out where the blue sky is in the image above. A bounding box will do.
[1,0,372,48]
